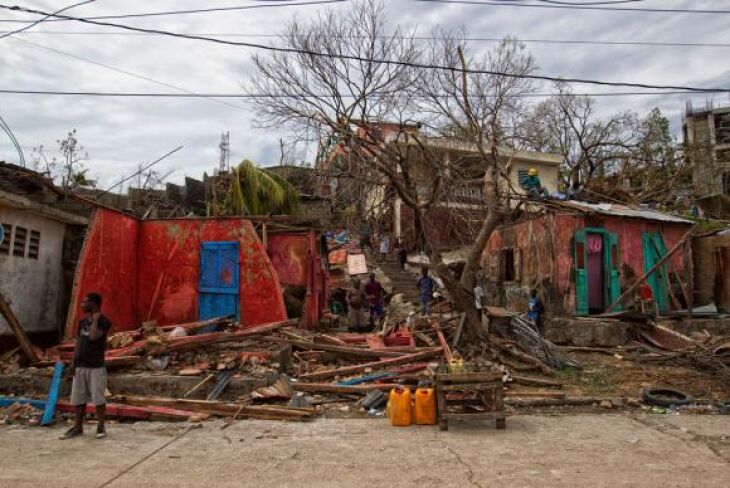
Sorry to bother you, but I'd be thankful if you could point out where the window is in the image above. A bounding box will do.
[12,226,27,257]
[0,223,10,256]
[28,230,40,260]
[502,248,515,282]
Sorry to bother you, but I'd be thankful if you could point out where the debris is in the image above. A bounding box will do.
[641,387,694,408]
[0,401,43,425]
[183,373,215,398]
[599,400,613,409]
[0,291,40,363]
[252,375,294,400]
[207,371,234,401]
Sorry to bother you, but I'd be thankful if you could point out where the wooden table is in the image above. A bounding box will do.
[435,371,506,431]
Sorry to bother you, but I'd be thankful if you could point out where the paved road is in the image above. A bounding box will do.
[1,414,729,487]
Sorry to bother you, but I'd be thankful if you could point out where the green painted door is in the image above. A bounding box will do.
[574,230,589,316]
[606,232,621,310]
[643,233,669,312]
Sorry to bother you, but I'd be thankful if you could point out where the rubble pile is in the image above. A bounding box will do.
[0,401,43,425]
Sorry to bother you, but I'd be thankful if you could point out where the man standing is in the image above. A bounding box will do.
[528,289,545,335]
[60,293,112,440]
[416,267,436,316]
[364,273,385,330]
[346,278,367,332]
[379,233,390,262]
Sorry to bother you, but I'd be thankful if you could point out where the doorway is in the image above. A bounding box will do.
[574,229,621,316]
[642,233,669,313]
[198,241,239,323]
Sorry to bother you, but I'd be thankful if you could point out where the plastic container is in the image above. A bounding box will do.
[387,388,412,426]
[414,388,437,425]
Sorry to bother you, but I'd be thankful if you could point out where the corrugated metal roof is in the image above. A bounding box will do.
[558,200,694,224]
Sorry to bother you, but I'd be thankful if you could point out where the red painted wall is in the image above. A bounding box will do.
[268,234,309,286]
[66,209,287,336]
[483,212,691,315]
[66,209,139,338]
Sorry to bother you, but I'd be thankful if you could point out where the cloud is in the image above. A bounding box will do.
[0,0,727,186]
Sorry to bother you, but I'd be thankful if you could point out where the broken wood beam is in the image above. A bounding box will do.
[158,316,233,334]
[431,319,453,363]
[0,291,40,363]
[509,374,563,388]
[297,349,443,382]
[283,339,406,358]
[292,382,403,395]
[606,229,694,312]
[153,319,294,355]
[109,395,315,420]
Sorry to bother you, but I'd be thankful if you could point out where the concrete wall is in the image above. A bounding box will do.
[508,160,561,196]
[0,207,66,335]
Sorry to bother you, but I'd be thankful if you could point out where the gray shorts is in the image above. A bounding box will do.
[70,367,107,406]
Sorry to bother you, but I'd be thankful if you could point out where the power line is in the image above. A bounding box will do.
[0,4,727,93]
[0,88,726,98]
[0,0,93,38]
[410,0,730,14]
[10,37,249,112]
[0,0,347,23]
[3,30,729,49]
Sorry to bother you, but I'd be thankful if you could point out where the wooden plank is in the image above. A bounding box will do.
[298,349,443,382]
[284,338,405,358]
[441,412,505,421]
[606,228,694,312]
[40,361,64,426]
[292,382,403,395]
[452,314,466,349]
[505,390,565,399]
[431,320,453,363]
[510,374,563,388]
[439,383,501,391]
[0,291,40,363]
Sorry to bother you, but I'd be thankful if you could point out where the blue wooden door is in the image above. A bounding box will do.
[199,241,239,321]
[643,233,669,312]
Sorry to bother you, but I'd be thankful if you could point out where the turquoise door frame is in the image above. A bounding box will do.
[574,227,621,316]
[642,233,669,312]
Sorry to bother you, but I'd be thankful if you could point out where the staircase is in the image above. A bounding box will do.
[378,260,421,304]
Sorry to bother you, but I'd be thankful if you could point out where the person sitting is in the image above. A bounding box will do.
[522,168,547,199]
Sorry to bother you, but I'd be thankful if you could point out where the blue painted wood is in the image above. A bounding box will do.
[0,397,46,410]
[41,360,64,426]
[199,241,240,323]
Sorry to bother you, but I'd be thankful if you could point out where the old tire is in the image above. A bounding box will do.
[642,387,693,408]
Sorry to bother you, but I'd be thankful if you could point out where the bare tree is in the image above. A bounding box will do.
[247,1,540,339]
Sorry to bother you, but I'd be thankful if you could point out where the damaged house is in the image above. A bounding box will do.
[317,120,563,250]
[483,200,694,317]
[0,162,88,343]
[65,204,329,338]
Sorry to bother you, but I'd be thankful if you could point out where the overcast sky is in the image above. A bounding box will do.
[0,0,729,189]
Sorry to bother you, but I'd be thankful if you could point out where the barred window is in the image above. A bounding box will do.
[28,230,40,260]
[12,226,27,257]
[0,223,10,255]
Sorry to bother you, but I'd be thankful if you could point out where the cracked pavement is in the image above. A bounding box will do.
[1,414,729,487]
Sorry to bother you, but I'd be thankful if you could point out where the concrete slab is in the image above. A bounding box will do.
[1,414,729,487]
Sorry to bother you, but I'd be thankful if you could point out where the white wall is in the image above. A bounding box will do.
[0,207,66,335]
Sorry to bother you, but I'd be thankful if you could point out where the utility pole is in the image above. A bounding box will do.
[218,131,230,174]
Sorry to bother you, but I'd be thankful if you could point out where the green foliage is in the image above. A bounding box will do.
[221,159,299,216]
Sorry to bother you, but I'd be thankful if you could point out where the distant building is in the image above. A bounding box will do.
[683,100,730,197]
[0,162,88,341]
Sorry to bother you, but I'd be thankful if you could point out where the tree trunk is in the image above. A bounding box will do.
[460,207,503,289]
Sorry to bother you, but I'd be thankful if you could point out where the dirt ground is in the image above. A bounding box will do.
[1,414,729,487]
[555,351,729,401]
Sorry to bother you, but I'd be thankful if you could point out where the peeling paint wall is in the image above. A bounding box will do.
[67,209,287,336]
[0,208,68,334]
[483,212,691,316]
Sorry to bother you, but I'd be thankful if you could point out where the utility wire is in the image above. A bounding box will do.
[3,30,729,49]
[410,0,730,14]
[0,0,347,23]
[100,145,183,195]
[0,0,93,37]
[10,37,249,112]
[0,4,727,93]
[0,88,725,98]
